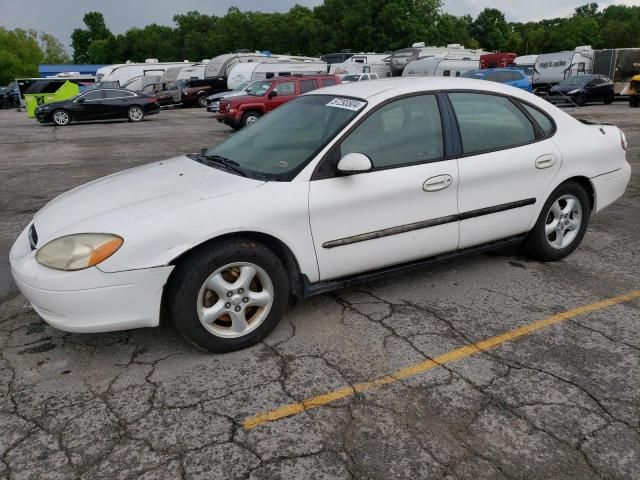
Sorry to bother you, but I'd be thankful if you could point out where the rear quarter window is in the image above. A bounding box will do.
[520,103,556,137]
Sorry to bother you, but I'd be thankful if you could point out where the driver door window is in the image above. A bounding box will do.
[340,94,444,169]
[80,90,103,102]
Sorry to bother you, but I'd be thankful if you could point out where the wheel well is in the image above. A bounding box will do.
[562,176,595,211]
[168,232,304,297]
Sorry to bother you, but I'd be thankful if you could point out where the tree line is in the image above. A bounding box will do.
[70,1,639,64]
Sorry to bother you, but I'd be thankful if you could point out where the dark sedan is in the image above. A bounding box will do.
[547,74,614,106]
[35,88,160,126]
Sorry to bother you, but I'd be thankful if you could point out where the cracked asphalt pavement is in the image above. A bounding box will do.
[1,104,639,479]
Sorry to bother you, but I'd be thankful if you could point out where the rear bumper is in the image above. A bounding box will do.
[10,224,173,333]
[592,163,632,213]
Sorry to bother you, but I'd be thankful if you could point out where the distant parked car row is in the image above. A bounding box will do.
[0,86,20,108]
[35,88,160,126]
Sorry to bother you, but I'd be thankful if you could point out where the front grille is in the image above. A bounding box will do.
[28,224,38,251]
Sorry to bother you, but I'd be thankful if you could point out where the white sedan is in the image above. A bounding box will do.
[10,78,631,352]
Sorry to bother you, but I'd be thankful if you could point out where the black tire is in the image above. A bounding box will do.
[167,238,289,353]
[604,93,613,105]
[52,109,71,126]
[241,111,261,128]
[127,105,145,122]
[630,96,639,108]
[197,94,207,108]
[574,95,586,107]
[524,182,590,262]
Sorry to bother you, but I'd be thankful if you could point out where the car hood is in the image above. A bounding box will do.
[33,155,265,243]
[207,91,245,102]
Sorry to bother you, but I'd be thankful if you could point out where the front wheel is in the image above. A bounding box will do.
[524,182,590,262]
[241,111,261,128]
[630,96,639,108]
[574,95,586,107]
[168,238,289,352]
[52,109,71,126]
[127,105,145,122]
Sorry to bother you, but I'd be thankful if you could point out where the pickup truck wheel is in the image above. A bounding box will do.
[524,182,590,262]
[197,94,207,108]
[168,238,289,353]
[241,111,261,128]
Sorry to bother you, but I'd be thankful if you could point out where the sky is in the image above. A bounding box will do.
[1,0,639,51]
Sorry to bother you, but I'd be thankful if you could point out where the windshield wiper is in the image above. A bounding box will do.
[197,153,249,178]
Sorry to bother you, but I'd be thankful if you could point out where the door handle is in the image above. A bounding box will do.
[535,154,557,169]
[423,174,453,192]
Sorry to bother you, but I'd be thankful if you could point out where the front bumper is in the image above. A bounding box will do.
[9,224,173,333]
[35,111,53,123]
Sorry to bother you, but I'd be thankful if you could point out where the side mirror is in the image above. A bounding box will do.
[268,90,277,99]
[337,153,372,174]
[76,97,85,103]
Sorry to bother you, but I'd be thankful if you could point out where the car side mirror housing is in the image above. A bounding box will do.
[268,90,277,99]
[337,153,372,174]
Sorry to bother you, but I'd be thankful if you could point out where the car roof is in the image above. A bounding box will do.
[306,77,533,102]
[269,75,337,82]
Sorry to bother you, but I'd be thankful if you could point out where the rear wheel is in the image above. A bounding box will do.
[127,105,145,122]
[604,92,614,105]
[241,111,261,128]
[197,94,207,108]
[52,109,71,126]
[168,238,289,352]
[524,182,590,262]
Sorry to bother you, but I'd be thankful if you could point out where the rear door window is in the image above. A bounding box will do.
[274,81,296,96]
[449,93,536,155]
[299,79,318,94]
[81,90,104,101]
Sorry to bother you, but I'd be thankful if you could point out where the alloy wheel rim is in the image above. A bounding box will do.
[130,107,143,121]
[54,111,68,125]
[246,115,258,125]
[196,262,274,339]
[545,194,582,249]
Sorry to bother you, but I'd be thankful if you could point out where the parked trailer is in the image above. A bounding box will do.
[226,61,328,90]
[95,60,195,88]
[329,53,391,78]
[532,46,593,92]
[389,43,485,76]
[480,53,516,69]
[593,48,640,95]
[402,58,480,78]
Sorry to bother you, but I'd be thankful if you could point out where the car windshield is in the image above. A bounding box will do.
[205,95,366,180]
[342,75,360,81]
[233,82,250,91]
[246,80,272,96]
[559,75,592,86]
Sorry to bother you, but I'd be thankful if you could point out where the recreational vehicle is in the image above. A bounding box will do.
[402,57,480,78]
[226,61,328,90]
[532,46,593,92]
[593,48,640,95]
[329,53,391,78]
[95,60,195,88]
[389,43,485,76]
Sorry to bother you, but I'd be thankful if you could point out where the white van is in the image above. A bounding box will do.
[402,58,480,78]
[532,46,594,91]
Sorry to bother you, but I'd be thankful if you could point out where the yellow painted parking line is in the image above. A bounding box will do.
[244,289,640,430]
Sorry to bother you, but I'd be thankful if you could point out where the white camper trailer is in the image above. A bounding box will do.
[95,60,194,88]
[226,61,328,90]
[389,43,485,76]
[402,57,480,78]
[330,53,391,78]
[532,46,593,91]
[514,55,538,78]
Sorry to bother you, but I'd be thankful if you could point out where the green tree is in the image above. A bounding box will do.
[0,28,42,84]
[71,12,114,63]
[38,32,71,64]
[472,8,513,51]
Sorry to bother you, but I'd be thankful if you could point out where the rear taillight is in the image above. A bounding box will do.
[151,96,158,103]
[620,129,628,151]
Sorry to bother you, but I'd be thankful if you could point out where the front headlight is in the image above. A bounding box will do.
[568,89,581,95]
[36,233,123,271]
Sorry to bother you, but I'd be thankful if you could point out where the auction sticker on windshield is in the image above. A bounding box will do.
[326,98,366,111]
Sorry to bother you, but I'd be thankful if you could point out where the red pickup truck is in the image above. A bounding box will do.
[217,75,341,129]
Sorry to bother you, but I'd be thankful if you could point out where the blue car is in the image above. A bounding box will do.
[462,68,532,92]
